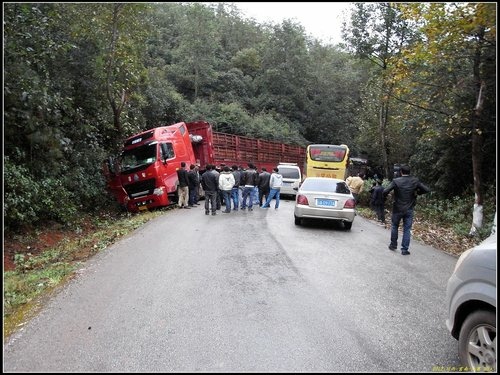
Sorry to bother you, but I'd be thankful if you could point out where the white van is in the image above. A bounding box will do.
[277,163,302,197]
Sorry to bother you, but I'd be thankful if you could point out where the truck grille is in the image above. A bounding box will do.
[124,178,156,198]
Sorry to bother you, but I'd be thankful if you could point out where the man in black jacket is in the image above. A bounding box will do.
[201,164,219,215]
[370,179,386,224]
[187,164,200,207]
[231,165,241,211]
[240,163,259,211]
[258,167,271,206]
[177,162,190,209]
[383,165,431,255]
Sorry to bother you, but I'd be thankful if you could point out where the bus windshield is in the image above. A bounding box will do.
[309,145,347,162]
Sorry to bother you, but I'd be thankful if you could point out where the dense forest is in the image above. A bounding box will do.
[3,2,496,234]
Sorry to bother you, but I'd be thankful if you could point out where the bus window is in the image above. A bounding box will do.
[305,144,349,179]
[309,145,347,162]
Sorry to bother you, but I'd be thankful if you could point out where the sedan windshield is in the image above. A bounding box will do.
[301,179,351,194]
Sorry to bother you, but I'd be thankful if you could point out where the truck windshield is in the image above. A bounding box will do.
[121,143,157,171]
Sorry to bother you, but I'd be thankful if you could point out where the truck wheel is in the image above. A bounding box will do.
[458,310,496,371]
[168,193,179,205]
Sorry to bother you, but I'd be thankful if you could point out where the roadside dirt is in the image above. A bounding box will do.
[3,219,99,272]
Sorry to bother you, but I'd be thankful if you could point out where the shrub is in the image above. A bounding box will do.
[4,157,40,229]
[4,156,79,230]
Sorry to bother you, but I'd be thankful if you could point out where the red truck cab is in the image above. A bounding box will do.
[104,122,196,212]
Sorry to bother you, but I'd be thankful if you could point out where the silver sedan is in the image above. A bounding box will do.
[293,177,356,229]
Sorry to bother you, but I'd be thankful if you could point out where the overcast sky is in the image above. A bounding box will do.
[231,2,352,44]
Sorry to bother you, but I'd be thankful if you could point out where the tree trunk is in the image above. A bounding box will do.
[105,4,126,138]
[468,29,485,236]
[379,75,392,180]
[379,100,390,179]
[194,64,199,99]
[469,80,485,236]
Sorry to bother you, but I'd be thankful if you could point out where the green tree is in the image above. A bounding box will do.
[169,3,220,100]
[395,3,496,235]
[256,20,312,127]
[343,3,419,178]
[4,3,112,228]
[74,3,150,145]
[305,42,369,147]
[4,4,77,170]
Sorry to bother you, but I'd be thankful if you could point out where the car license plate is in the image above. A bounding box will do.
[283,182,291,186]
[316,199,336,207]
[138,205,148,211]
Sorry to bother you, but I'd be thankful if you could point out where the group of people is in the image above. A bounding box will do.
[181,161,430,256]
[176,162,284,216]
[346,172,385,223]
[175,161,203,209]
[346,165,430,256]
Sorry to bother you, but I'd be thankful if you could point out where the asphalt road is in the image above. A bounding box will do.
[3,199,461,372]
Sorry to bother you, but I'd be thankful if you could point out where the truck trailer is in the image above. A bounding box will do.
[103,120,306,212]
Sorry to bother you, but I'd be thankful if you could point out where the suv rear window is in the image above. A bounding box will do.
[278,167,300,179]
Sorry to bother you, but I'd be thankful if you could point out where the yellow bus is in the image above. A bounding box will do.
[304,144,350,179]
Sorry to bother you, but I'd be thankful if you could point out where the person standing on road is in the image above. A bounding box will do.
[218,166,235,213]
[241,163,259,211]
[346,172,364,204]
[261,167,283,209]
[176,162,190,209]
[258,167,271,207]
[368,180,376,211]
[187,164,200,207]
[370,180,386,225]
[231,165,241,211]
[212,164,221,211]
[193,163,202,205]
[201,164,219,215]
[383,164,431,255]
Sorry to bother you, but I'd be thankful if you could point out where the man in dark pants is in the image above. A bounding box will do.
[258,167,271,206]
[201,164,219,216]
[383,165,431,255]
[240,163,259,211]
[176,161,190,209]
[370,179,386,224]
[187,164,200,207]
